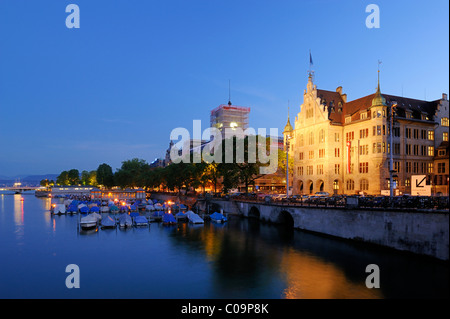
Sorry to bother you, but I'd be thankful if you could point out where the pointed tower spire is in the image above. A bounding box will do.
[283,101,293,135]
[372,60,386,107]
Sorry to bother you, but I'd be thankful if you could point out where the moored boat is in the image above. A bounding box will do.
[134,215,149,226]
[80,214,98,229]
[100,215,116,229]
[210,212,227,223]
[186,211,204,224]
[118,213,132,228]
[162,213,177,225]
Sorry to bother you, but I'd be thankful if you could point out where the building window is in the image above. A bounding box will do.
[373,142,382,154]
[413,162,419,174]
[394,161,400,173]
[360,179,369,191]
[413,144,419,156]
[393,127,400,137]
[413,129,418,139]
[360,128,369,139]
[438,162,446,174]
[346,179,355,191]
[393,143,400,155]
[421,162,426,174]
[359,162,369,173]
[421,130,426,139]
[405,127,411,139]
[299,167,304,175]
[299,152,304,160]
[308,132,314,145]
[427,146,434,156]
[335,133,340,142]
[309,150,314,159]
[427,163,433,174]
[427,130,434,140]
[335,148,340,157]
[319,130,325,143]
[335,164,340,174]
[317,164,324,175]
[299,134,304,146]
[405,178,410,187]
[346,131,354,141]
[307,166,313,175]
[359,145,369,155]
[441,117,449,126]
[406,162,411,173]
[405,144,411,155]
[443,132,448,141]
[319,149,325,158]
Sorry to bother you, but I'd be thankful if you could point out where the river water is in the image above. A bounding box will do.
[0,194,448,299]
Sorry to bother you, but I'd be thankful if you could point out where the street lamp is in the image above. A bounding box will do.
[286,135,290,198]
[389,103,397,203]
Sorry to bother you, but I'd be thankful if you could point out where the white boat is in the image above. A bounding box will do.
[186,210,204,224]
[100,206,110,213]
[80,214,98,229]
[52,204,66,215]
[118,214,132,228]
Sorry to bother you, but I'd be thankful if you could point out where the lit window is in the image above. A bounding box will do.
[443,132,448,141]
[441,117,449,126]
[428,130,434,140]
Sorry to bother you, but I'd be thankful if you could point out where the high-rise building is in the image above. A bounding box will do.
[285,72,449,196]
[210,101,250,138]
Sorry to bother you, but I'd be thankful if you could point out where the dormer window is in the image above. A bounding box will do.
[345,116,351,124]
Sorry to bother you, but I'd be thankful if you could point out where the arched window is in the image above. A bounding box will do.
[308,131,314,145]
[333,180,339,190]
[360,179,369,191]
[346,179,355,191]
[319,129,325,143]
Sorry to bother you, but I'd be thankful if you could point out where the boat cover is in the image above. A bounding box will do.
[186,211,204,224]
[134,216,148,225]
[79,206,89,214]
[163,213,177,224]
[118,214,132,227]
[210,212,227,222]
[101,215,116,227]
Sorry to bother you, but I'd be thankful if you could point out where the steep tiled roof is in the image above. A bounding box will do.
[315,89,440,124]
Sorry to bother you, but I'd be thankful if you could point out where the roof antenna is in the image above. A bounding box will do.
[228,79,232,106]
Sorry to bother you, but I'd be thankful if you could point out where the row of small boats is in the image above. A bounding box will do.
[77,210,227,230]
[52,199,188,215]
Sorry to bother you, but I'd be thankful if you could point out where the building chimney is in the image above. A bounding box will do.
[443,93,448,101]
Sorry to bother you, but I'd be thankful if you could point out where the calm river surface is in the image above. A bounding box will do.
[0,194,448,299]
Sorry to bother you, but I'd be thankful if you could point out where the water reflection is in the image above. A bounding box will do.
[280,248,382,299]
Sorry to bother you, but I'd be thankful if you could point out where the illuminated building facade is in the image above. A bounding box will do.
[210,102,250,138]
[288,73,449,196]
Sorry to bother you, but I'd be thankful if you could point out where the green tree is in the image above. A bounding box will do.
[114,158,150,188]
[67,169,80,185]
[96,163,114,188]
[81,170,90,185]
[56,171,69,185]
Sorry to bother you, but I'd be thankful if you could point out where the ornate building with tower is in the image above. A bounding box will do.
[283,73,449,196]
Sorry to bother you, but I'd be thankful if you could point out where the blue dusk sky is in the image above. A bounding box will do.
[0,0,448,176]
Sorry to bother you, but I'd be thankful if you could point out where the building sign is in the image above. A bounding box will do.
[411,175,431,196]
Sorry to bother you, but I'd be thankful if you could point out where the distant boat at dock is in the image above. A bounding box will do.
[186,211,204,224]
